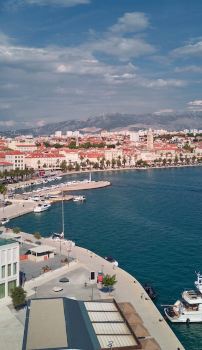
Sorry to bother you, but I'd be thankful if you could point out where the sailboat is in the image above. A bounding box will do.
[51,191,65,241]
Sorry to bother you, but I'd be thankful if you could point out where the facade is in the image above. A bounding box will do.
[5,151,25,170]
[147,129,154,151]
[25,152,65,169]
[0,239,19,300]
[0,161,13,172]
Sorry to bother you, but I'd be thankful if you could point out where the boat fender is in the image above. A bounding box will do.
[186,318,190,325]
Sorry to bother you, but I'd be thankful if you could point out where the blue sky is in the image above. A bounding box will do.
[0,0,202,129]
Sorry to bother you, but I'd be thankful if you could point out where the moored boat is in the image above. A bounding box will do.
[73,195,86,202]
[164,273,202,323]
[34,203,51,213]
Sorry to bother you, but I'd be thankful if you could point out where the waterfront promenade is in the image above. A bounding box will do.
[0,180,111,222]
[0,227,185,350]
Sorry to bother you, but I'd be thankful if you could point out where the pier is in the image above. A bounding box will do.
[0,227,184,350]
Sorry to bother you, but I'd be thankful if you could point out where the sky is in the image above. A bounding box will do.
[0,0,202,129]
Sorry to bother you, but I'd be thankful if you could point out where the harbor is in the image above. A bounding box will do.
[1,168,202,349]
[0,226,184,350]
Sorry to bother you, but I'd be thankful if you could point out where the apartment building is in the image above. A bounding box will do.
[0,239,19,300]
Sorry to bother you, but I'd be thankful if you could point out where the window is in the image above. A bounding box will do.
[13,263,17,275]
[7,249,11,263]
[1,265,5,278]
[13,248,17,261]
[1,250,5,264]
[8,280,16,296]
[8,264,11,276]
[0,283,5,299]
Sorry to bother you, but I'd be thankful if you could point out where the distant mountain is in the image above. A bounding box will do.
[1,111,202,136]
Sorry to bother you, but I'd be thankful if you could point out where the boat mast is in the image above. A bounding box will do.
[61,190,65,236]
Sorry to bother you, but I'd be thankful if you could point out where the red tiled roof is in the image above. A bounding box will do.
[0,161,13,165]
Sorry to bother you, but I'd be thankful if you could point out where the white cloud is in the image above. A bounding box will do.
[110,12,149,33]
[153,109,175,115]
[35,119,46,127]
[0,120,15,127]
[91,36,155,60]
[6,0,90,8]
[188,100,202,106]
[172,40,202,57]
[175,65,202,73]
[141,78,186,88]
[187,100,202,111]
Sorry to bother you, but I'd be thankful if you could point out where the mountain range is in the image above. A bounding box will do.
[1,111,202,136]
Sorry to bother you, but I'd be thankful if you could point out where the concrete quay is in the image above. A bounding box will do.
[0,227,185,350]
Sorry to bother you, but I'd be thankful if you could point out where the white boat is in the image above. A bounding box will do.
[164,273,202,323]
[1,217,10,225]
[73,195,86,202]
[34,203,51,213]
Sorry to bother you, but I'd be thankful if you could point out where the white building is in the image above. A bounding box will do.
[55,131,62,137]
[0,239,19,300]
[129,132,139,142]
[5,151,25,170]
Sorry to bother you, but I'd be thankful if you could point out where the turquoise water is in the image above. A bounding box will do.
[9,167,202,350]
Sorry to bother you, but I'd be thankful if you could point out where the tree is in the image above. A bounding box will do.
[67,163,74,171]
[75,162,80,171]
[103,274,117,292]
[11,286,26,308]
[106,159,111,167]
[111,158,116,168]
[117,159,121,167]
[60,160,67,172]
[122,157,127,167]
[0,184,7,212]
[12,227,21,234]
[34,232,41,240]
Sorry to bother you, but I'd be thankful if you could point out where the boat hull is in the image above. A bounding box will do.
[164,308,202,323]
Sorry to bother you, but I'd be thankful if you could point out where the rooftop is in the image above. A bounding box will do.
[0,238,17,247]
[23,298,141,350]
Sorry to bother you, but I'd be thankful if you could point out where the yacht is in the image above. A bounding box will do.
[1,217,10,225]
[164,273,202,323]
[73,195,86,202]
[34,203,51,213]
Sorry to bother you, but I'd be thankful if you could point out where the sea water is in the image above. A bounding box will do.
[9,167,202,349]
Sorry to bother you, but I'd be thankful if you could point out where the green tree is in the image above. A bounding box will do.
[106,159,111,167]
[12,227,21,234]
[75,162,80,171]
[60,160,67,172]
[122,157,127,167]
[34,232,41,240]
[67,163,74,171]
[11,286,26,308]
[111,158,116,168]
[103,274,117,292]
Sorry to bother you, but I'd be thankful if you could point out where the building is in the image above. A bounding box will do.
[5,151,25,170]
[55,131,62,137]
[0,239,19,300]
[25,152,65,169]
[147,129,154,151]
[0,161,13,172]
[23,298,145,350]
[20,245,56,263]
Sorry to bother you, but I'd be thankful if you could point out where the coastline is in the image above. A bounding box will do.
[0,227,185,350]
[6,162,202,191]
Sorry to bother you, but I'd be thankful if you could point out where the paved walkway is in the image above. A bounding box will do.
[0,229,185,350]
[0,306,24,350]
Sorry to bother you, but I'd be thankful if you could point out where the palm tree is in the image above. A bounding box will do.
[0,184,7,213]
[103,274,117,293]
[106,159,111,168]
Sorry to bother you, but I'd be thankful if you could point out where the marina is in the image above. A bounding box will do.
[1,167,202,349]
